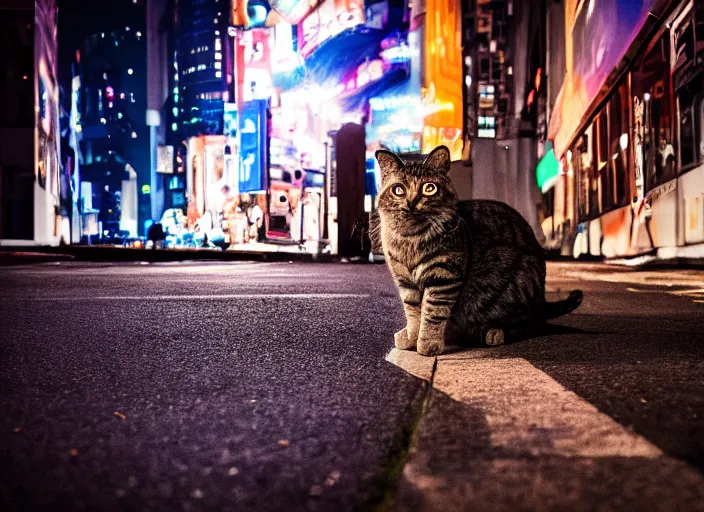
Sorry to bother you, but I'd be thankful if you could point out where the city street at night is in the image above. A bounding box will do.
[2,260,704,510]
[3,0,704,509]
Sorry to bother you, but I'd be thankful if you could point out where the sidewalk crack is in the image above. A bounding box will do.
[372,356,438,511]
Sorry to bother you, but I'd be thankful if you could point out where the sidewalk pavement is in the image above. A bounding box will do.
[384,348,704,510]
[0,251,76,266]
[0,242,334,265]
[5,243,704,270]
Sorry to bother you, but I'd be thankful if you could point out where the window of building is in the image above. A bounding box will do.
[168,176,184,190]
[477,115,496,138]
[479,57,490,79]
[0,11,34,129]
[632,33,676,191]
[478,83,495,109]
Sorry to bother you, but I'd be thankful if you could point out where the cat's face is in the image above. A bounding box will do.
[375,146,457,220]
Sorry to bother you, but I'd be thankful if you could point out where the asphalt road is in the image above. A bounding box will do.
[1,260,703,511]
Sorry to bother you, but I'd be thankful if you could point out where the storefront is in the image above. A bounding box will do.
[174,0,464,254]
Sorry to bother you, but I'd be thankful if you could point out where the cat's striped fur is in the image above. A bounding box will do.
[373,146,582,356]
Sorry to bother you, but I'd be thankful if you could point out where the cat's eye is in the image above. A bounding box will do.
[422,183,438,196]
[391,184,406,197]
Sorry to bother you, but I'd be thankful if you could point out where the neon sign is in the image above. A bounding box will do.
[369,94,417,111]
[269,0,324,24]
[298,0,365,58]
[354,59,384,89]
[380,44,413,64]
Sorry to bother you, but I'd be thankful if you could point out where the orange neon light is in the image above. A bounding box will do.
[421,0,463,160]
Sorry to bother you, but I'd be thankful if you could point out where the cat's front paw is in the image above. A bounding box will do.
[394,327,416,350]
[416,338,445,356]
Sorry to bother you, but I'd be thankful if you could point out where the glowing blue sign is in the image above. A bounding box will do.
[238,100,268,193]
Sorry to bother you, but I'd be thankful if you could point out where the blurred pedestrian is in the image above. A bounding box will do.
[147,222,166,250]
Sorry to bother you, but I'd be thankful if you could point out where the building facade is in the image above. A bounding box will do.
[145,0,230,230]
[0,0,64,246]
[176,0,230,137]
[461,0,553,239]
[143,0,467,253]
[69,0,150,239]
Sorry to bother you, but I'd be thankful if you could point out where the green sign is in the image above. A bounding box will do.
[536,141,560,193]
[142,184,151,194]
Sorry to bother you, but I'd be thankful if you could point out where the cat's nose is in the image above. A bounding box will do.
[405,200,415,211]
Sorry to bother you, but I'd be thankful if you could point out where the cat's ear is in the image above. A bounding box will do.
[375,150,403,181]
[423,145,451,173]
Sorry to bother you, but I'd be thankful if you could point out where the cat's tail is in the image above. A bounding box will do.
[542,290,584,320]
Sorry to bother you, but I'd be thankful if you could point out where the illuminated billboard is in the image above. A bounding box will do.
[232,0,277,29]
[238,100,268,193]
[156,145,174,174]
[367,91,423,154]
[365,8,423,154]
[223,102,238,139]
[421,0,463,160]
[234,28,274,106]
[269,0,324,25]
[297,0,365,58]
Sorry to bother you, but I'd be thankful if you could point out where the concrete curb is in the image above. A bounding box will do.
[0,252,76,266]
[0,245,336,264]
[384,347,704,510]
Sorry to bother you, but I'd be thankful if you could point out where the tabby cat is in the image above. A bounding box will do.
[372,145,583,356]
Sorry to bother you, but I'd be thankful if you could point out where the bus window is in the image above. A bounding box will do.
[632,33,675,191]
[676,83,703,171]
[576,123,598,222]
[673,7,702,173]
[597,112,612,211]
[608,82,630,208]
[699,95,704,164]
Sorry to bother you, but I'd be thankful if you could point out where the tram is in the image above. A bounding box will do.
[539,0,704,262]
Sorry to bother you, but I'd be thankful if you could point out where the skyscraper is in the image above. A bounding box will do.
[68,0,150,238]
[176,0,229,137]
